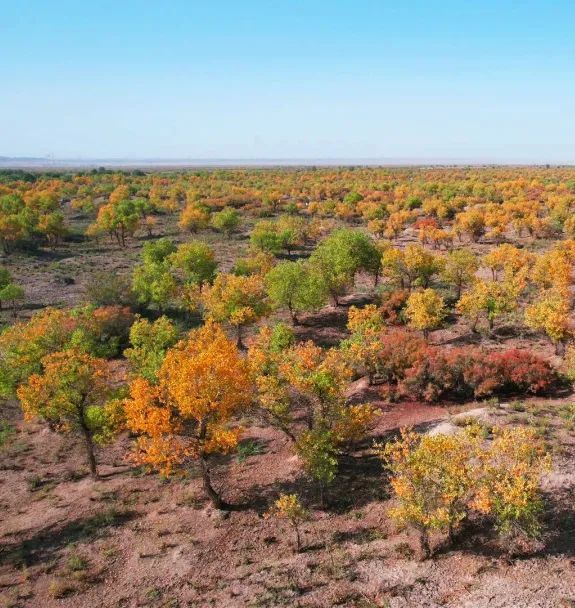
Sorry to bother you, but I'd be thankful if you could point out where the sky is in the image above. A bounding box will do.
[1,0,575,163]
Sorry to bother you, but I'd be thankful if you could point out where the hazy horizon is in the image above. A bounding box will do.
[1,156,573,170]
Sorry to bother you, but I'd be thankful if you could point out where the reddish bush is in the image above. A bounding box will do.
[413,217,440,231]
[398,344,555,402]
[374,329,427,384]
[466,349,555,397]
[401,347,477,402]
[380,289,409,325]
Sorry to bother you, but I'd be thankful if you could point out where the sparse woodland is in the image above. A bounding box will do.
[2,166,575,606]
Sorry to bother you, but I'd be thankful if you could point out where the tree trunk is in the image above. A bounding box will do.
[294,524,302,553]
[289,306,299,326]
[419,528,431,560]
[199,454,229,510]
[79,420,98,479]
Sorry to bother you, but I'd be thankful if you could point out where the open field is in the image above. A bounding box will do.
[2,166,575,607]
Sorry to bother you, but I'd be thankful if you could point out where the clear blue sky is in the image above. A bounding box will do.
[1,1,575,162]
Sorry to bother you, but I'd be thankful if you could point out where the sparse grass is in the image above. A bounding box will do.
[144,586,162,601]
[452,416,491,437]
[67,553,88,572]
[0,420,15,448]
[48,579,76,599]
[236,439,264,463]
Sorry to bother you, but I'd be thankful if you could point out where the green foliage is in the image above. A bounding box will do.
[17,350,118,477]
[169,241,217,287]
[0,419,15,448]
[132,238,178,310]
[84,271,135,307]
[0,283,25,312]
[210,206,240,236]
[267,322,295,353]
[124,316,179,381]
[265,259,327,322]
[296,428,338,491]
[309,229,380,304]
[235,439,264,462]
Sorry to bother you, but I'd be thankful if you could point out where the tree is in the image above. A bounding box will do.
[251,216,308,257]
[169,241,217,288]
[249,334,378,499]
[0,283,24,316]
[124,321,253,508]
[454,209,486,242]
[124,316,179,381]
[531,248,573,290]
[265,260,327,324]
[403,245,443,288]
[379,428,479,559]
[382,245,442,290]
[341,305,386,384]
[179,203,210,233]
[132,238,178,311]
[87,199,142,247]
[38,211,66,247]
[210,207,240,237]
[441,249,478,299]
[296,428,338,505]
[457,278,523,332]
[250,220,285,255]
[483,244,532,282]
[472,427,550,541]
[266,494,310,552]
[0,308,76,397]
[232,250,276,277]
[201,273,269,347]
[17,350,115,479]
[0,266,12,296]
[525,289,572,355]
[405,289,446,339]
[309,229,380,305]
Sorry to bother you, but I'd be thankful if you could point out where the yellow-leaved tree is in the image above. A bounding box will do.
[525,288,572,355]
[200,273,269,347]
[405,289,446,339]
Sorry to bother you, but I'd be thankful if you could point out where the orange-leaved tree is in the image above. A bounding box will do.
[17,350,116,479]
[124,321,253,508]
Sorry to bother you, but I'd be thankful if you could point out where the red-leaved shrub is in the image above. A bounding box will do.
[465,349,555,397]
[376,337,556,402]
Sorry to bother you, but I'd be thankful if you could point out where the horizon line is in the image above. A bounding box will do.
[1,156,574,169]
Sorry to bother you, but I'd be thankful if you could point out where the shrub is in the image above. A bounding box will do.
[379,288,409,325]
[380,425,550,558]
[84,271,135,307]
[465,349,555,397]
[378,428,479,558]
[266,494,310,552]
[348,330,556,402]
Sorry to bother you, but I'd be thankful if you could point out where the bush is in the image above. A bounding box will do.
[84,271,135,307]
[465,349,555,397]
[404,347,555,402]
[379,425,550,558]
[348,328,556,402]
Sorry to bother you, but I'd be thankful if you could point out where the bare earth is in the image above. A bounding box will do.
[2,215,575,607]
